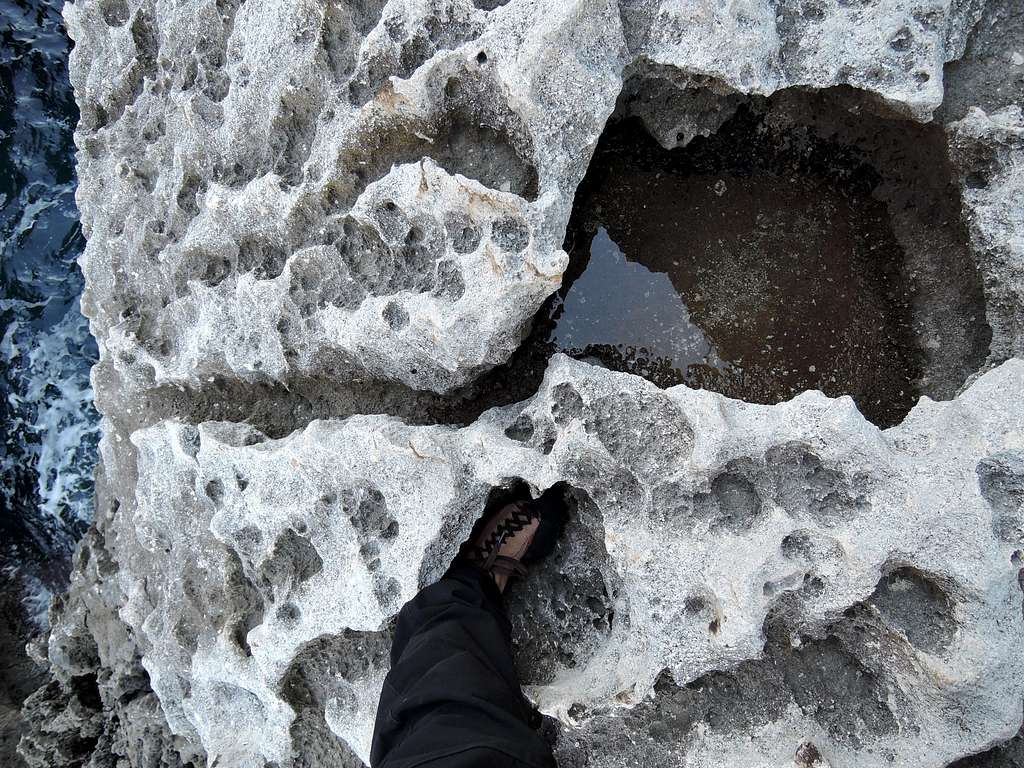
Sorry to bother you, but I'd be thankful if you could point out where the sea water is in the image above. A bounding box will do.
[1,0,98,626]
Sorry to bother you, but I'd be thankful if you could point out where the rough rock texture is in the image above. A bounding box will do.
[31,356,1024,767]
[21,0,1024,766]
[936,0,1024,123]
[0,575,45,766]
[68,0,988,397]
[947,106,1024,367]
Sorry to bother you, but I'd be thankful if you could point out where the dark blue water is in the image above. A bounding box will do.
[1,0,98,624]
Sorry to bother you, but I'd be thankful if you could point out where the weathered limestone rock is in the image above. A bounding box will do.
[67,0,987,396]
[936,0,1024,124]
[55,356,1024,767]
[24,0,1024,766]
[947,106,1024,366]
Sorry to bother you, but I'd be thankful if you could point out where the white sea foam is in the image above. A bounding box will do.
[2,296,99,531]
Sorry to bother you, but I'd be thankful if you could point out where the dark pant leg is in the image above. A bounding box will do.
[370,562,555,768]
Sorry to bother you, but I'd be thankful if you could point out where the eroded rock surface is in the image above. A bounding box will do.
[21,0,1024,767]
[947,106,1024,367]
[67,0,989,397]
[29,356,1024,767]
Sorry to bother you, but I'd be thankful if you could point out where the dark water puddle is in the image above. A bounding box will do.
[544,108,926,427]
[549,227,730,375]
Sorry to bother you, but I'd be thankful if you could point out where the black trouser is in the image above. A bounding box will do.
[370,562,556,768]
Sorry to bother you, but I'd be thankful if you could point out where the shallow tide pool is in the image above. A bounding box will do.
[546,107,959,428]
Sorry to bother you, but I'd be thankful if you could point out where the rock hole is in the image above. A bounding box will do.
[237,236,289,281]
[784,636,901,744]
[768,442,868,526]
[550,382,584,424]
[179,425,200,458]
[866,566,956,655]
[130,11,158,74]
[69,674,102,710]
[1018,570,1024,620]
[780,529,844,564]
[653,458,764,533]
[683,594,708,613]
[340,68,540,203]
[259,529,324,588]
[432,259,466,301]
[795,742,825,767]
[176,172,203,215]
[318,3,360,83]
[631,665,789,746]
[360,540,380,560]
[342,484,394,539]
[578,605,908,757]
[225,551,265,657]
[382,301,410,331]
[445,212,482,253]
[204,478,225,505]
[346,4,479,104]
[341,482,404,605]
[491,215,529,253]
[269,91,318,187]
[695,466,763,533]
[507,484,625,686]
[584,390,694,478]
[99,0,130,27]
[330,218,435,298]
[763,572,805,598]
[977,451,1024,544]
[376,577,402,610]
[944,733,1024,768]
[235,525,263,552]
[173,615,200,654]
[433,78,539,200]
[276,602,301,623]
[504,414,535,443]
[278,627,392,766]
[541,86,989,428]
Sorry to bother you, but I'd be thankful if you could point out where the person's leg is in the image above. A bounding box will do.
[370,498,563,768]
[370,562,552,768]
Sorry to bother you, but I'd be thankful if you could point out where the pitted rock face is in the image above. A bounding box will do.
[947,106,1024,366]
[106,357,1024,766]
[22,1,1024,767]
[67,0,983,395]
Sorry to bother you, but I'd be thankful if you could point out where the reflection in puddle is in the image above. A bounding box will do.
[545,110,925,427]
[548,228,735,383]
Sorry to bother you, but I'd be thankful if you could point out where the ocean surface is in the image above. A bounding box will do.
[1,0,98,627]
